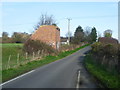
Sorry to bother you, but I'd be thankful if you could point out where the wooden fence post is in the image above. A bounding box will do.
[39,50,42,58]
[25,52,28,63]
[38,50,40,57]
[26,52,28,59]
[33,52,35,60]
[17,53,20,66]
[7,55,11,69]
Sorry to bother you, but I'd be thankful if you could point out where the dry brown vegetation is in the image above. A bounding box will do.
[23,39,57,55]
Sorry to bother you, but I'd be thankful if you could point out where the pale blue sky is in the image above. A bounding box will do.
[2,2,118,39]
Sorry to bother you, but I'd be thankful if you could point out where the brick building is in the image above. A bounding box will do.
[30,25,60,49]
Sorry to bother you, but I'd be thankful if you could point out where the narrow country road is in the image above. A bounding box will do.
[2,46,98,88]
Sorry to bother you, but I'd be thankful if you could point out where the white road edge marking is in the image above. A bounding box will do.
[76,70,80,88]
[0,70,35,86]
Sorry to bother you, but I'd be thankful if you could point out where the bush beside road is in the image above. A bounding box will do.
[84,46,120,88]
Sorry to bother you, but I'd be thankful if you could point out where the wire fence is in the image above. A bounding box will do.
[3,50,48,70]
[2,43,86,70]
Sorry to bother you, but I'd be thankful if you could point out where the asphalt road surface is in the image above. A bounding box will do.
[2,46,98,88]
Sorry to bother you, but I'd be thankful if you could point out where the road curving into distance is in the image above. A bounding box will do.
[2,46,99,88]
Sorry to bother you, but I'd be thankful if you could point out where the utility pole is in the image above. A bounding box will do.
[67,18,72,45]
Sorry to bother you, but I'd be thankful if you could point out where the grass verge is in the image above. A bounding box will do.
[2,44,89,82]
[84,53,120,88]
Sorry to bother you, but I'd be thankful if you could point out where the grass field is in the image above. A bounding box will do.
[1,43,26,70]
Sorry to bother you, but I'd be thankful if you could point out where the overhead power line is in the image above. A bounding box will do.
[3,15,117,27]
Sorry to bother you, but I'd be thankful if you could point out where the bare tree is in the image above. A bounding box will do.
[84,26,92,37]
[84,26,92,43]
[84,29,91,37]
[34,13,56,30]
[84,26,92,33]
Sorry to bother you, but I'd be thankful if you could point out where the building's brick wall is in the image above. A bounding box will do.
[30,25,60,49]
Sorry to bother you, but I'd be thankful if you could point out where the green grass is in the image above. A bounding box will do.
[2,44,89,82]
[84,53,120,88]
[1,43,26,70]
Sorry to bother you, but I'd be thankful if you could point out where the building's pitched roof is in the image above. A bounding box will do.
[39,25,60,31]
[31,25,60,40]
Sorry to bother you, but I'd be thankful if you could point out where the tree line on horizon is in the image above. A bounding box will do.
[1,32,31,43]
[1,13,116,44]
[1,26,114,44]
[68,25,97,44]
